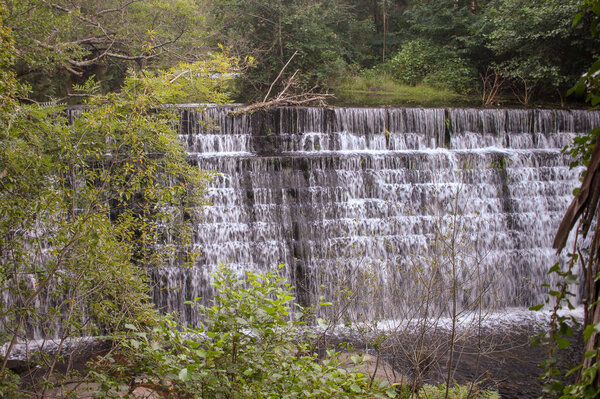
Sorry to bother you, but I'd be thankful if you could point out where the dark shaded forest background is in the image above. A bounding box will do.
[7,0,600,106]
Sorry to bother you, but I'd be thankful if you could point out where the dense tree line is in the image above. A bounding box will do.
[4,0,600,105]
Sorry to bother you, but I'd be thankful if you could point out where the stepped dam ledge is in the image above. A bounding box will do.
[151,105,600,326]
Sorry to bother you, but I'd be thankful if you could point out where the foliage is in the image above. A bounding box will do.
[334,71,470,108]
[0,6,238,393]
[336,0,599,106]
[209,0,374,98]
[567,1,600,166]
[4,0,215,100]
[386,39,438,86]
[386,39,476,94]
[482,0,597,102]
[4,0,599,104]
[394,0,485,54]
[529,259,580,398]
[533,1,600,398]
[91,267,398,399]
[408,383,500,399]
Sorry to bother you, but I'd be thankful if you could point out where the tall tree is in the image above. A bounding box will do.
[0,3,238,394]
[482,0,598,104]
[210,0,373,98]
[5,0,213,100]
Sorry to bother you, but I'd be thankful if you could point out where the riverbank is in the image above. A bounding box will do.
[317,308,584,399]
[331,74,588,109]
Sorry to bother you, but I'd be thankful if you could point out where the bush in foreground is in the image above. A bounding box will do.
[91,267,398,398]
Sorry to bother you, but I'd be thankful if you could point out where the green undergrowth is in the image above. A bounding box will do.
[84,266,502,399]
[332,73,474,108]
[89,267,398,398]
[405,383,501,399]
[330,72,575,109]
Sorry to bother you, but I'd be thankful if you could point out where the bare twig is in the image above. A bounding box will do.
[263,50,298,102]
[276,69,299,100]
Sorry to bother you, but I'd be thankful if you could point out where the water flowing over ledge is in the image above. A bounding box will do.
[152,106,600,327]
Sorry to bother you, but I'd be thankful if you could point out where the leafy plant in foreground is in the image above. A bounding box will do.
[533,2,600,398]
[92,267,398,399]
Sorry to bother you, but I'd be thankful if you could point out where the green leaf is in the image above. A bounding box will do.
[529,304,544,311]
[349,384,362,393]
[556,337,571,349]
[195,349,206,358]
[548,263,560,274]
[584,325,596,341]
[565,364,583,377]
[124,323,137,331]
[386,388,398,398]
[179,367,189,381]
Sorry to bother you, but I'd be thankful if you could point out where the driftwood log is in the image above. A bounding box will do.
[229,93,334,116]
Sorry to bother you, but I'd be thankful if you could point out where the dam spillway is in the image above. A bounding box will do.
[152,106,600,326]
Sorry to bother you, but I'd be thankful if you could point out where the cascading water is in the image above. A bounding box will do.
[151,106,600,327]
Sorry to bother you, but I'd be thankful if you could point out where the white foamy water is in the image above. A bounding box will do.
[150,107,600,327]
[5,106,598,338]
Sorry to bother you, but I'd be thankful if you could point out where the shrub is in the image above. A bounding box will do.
[412,383,500,399]
[91,267,398,398]
[422,60,476,94]
[387,39,476,94]
[388,39,439,86]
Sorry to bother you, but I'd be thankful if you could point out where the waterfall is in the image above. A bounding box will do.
[150,106,600,326]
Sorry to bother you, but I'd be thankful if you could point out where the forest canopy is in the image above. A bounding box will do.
[4,0,600,106]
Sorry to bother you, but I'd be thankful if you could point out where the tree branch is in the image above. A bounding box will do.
[263,50,298,102]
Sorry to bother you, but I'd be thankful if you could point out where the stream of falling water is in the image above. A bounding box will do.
[151,106,600,327]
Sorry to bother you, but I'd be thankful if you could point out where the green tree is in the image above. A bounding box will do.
[210,0,368,98]
[0,5,238,395]
[5,0,214,100]
[482,0,598,104]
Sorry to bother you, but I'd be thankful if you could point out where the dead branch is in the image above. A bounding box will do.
[229,93,334,115]
[231,50,333,115]
[276,69,299,100]
[263,50,299,102]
